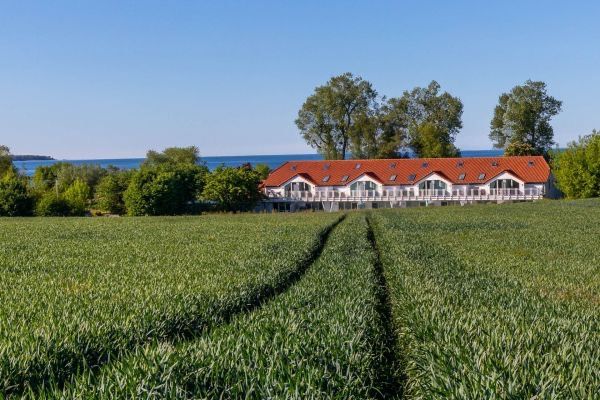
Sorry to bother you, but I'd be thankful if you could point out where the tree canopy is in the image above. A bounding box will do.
[296,73,378,160]
[553,130,600,199]
[202,165,263,211]
[296,75,463,159]
[490,80,562,157]
[144,146,200,167]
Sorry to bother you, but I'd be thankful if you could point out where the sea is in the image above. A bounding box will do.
[13,150,503,176]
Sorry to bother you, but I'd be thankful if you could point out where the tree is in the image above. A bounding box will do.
[412,122,461,158]
[0,171,33,216]
[95,170,133,214]
[553,130,600,199]
[0,145,15,177]
[124,164,207,216]
[254,164,271,180]
[385,81,462,158]
[35,192,72,216]
[63,179,91,216]
[296,73,378,159]
[490,80,562,157]
[144,146,200,167]
[202,166,262,211]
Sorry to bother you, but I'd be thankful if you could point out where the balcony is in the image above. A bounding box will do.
[268,188,544,202]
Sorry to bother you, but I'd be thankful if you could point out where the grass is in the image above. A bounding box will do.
[0,199,598,398]
[371,199,600,398]
[40,213,401,399]
[0,213,339,395]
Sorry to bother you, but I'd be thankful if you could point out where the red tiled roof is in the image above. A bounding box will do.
[262,156,550,187]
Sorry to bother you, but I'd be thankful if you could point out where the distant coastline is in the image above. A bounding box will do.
[12,150,504,176]
[11,155,55,161]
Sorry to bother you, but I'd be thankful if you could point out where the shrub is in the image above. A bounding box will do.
[0,172,33,216]
[95,171,132,214]
[202,166,262,211]
[63,179,91,216]
[35,192,72,216]
[553,130,600,198]
[124,165,207,216]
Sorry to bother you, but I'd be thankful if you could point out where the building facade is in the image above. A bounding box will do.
[261,156,552,211]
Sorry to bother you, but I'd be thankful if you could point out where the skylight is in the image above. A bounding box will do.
[390,162,396,169]
[457,161,464,167]
[478,173,486,180]
[491,161,499,167]
[528,160,535,167]
[408,173,416,181]
[323,164,330,170]
[458,173,466,180]
[390,174,397,181]
[290,165,297,171]
[355,163,361,169]
[422,162,429,168]
[322,175,330,182]
[341,175,349,182]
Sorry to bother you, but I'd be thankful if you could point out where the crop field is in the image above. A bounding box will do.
[1,199,599,399]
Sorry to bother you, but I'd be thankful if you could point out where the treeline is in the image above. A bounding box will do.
[297,74,563,159]
[0,145,270,217]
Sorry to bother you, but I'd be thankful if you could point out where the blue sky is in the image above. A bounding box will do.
[1,1,599,159]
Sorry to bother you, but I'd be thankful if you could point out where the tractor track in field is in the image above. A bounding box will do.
[16,215,346,398]
[366,214,406,399]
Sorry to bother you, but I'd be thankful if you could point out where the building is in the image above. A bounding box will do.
[261,156,552,211]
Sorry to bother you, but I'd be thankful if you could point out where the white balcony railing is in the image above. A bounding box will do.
[268,188,544,202]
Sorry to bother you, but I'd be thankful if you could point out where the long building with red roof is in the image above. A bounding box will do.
[261,156,552,211]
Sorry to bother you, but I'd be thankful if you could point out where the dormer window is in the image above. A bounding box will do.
[341,175,349,182]
[478,173,486,180]
[408,173,416,181]
[322,175,330,182]
[458,173,466,180]
[355,163,361,169]
[390,174,397,181]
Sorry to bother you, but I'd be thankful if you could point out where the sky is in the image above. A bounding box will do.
[1,1,599,159]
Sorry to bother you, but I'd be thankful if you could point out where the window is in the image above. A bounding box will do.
[422,162,429,168]
[355,163,361,169]
[290,165,297,171]
[389,174,397,181]
[323,163,330,170]
[419,180,447,190]
[322,175,330,182]
[284,181,310,192]
[458,173,466,180]
[390,162,396,169]
[491,161,499,167]
[528,160,535,167]
[490,179,519,189]
[457,161,464,167]
[478,173,486,180]
[350,181,376,191]
[341,175,349,182]
[408,173,416,181]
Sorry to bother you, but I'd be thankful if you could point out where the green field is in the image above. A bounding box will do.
[0,200,599,399]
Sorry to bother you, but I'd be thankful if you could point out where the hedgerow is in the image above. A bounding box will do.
[0,213,339,395]
[371,200,600,399]
[44,214,402,399]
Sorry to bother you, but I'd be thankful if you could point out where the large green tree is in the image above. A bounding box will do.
[490,80,562,156]
[0,171,33,216]
[296,73,378,159]
[387,81,463,158]
[144,146,200,167]
[553,130,600,199]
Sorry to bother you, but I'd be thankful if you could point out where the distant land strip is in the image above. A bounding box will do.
[10,155,54,161]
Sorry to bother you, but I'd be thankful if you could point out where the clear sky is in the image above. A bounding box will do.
[1,1,599,159]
